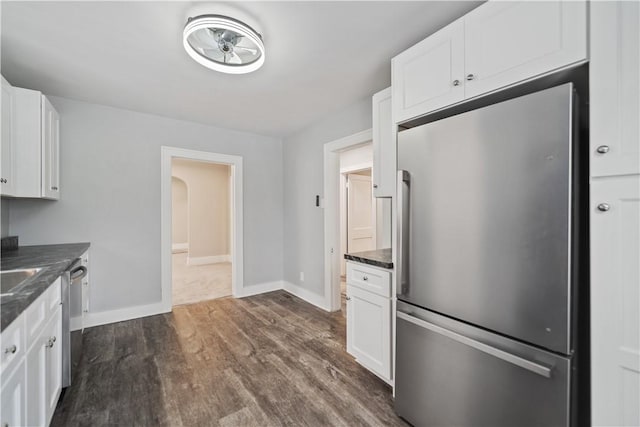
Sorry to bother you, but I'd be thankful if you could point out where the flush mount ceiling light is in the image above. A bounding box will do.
[183,14,265,74]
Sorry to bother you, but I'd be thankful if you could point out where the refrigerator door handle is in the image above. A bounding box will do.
[397,170,410,297]
[397,311,553,378]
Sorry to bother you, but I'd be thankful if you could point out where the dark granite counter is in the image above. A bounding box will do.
[344,248,393,269]
[1,243,90,331]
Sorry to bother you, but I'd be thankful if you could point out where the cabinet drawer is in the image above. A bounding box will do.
[346,262,391,298]
[25,278,61,350]
[25,291,49,351]
[0,313,25,376]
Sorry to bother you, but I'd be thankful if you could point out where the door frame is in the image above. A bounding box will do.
[160,146,244,311]
[323,129,373,311]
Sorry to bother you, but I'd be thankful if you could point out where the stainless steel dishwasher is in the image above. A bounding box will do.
[61,257,88,388]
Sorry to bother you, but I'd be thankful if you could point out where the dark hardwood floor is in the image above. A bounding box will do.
[52,290,405,426]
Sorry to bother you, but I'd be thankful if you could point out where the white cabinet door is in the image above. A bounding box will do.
[591,175,640,427]
[25,329,47,427]
[590,1,640,177]
[1,76,16,196]
[392,19,464,123]
[41,96,60,200]
[0,359,26,427]
[372,87,395,198]
[464,1,587,99]
[45,307,62,425]
[346,285,391,381]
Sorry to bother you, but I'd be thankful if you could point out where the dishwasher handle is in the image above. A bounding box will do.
[70,266,87,282]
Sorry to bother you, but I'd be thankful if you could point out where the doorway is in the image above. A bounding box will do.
[171,159,232,306]
[160,147,244,312]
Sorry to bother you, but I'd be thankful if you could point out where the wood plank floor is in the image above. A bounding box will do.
[52,290,406,426]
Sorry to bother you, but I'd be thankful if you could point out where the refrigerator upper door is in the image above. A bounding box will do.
[397,83,574,354]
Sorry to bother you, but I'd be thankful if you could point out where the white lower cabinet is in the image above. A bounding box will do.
[1,277,62,427]
[0,359,26,427]
[346,261,392,384]
[26,307,62,427]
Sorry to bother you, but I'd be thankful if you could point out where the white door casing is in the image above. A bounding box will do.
[324,129,373,312]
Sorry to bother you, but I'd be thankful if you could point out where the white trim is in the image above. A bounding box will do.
[323,129,373,312]
[283,281,331,311]
[236,280,283,298]
[161,146,244,312]
[186,254,230,265]
[172,243,188,253]
[83,302,168,329]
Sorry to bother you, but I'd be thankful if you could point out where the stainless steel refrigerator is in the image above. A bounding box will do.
[395,83,585,427]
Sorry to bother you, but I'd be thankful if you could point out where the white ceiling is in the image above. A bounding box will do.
[1,1,481,137]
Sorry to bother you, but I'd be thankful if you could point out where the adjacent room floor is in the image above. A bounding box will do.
[52,290,404,426]
[172,252,232,306]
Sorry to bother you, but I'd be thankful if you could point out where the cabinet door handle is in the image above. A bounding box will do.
[362,276,368,281]
[4,345,17,354]
[466,74,475,81]
[596,145,610,154]
[452,79,461,86]
[597,203,610,212]
[51,186,58,190]
[345,296,351,301]
[373,184,378,189]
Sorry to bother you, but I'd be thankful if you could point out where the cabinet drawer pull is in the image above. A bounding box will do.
[466,74,475,81]
[597,203,610,212]
[362,276,368,281]
[345,296,351,301]
[4,345,17,354]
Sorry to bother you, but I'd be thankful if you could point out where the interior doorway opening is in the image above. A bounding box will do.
[171,159,232,306]
[160,147,244,312]
[337,144,392,312]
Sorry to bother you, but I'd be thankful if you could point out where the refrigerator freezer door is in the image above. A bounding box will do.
[397,83,574,354]
[395,302,571,427]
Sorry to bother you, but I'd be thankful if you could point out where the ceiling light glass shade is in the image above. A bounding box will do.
[183,15,265,74]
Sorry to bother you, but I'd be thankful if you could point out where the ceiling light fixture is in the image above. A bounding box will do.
[183,14,265,74]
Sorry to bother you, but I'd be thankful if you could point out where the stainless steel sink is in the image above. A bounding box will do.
[1,268,42,296]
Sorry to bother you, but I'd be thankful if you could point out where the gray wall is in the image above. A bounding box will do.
[9,97,284,313]
[282,96,373,296]
[1,200,9,237]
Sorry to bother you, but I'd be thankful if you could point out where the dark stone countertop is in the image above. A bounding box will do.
[1,243,90,331]
[344,248,393,270]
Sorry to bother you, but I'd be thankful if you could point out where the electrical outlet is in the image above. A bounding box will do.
[299,272,305,282]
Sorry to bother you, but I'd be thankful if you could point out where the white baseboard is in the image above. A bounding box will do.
[187,254,230,265]
[83,302,169,329]
[236,280,283,298]
[172,243,188,253]
[81,281,329,329]
[282,281,330,311]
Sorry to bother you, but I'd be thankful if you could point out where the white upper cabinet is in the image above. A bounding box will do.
[392,0,587,124]
[372,87,396,198]
[1,76,16,196]
[392,19,464,123]
[590,1,640,177]
[464,1,587,98]
[14,87,60,200]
